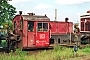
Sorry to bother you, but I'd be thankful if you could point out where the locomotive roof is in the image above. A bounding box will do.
[21,15,50,21]
[80,13,90,18]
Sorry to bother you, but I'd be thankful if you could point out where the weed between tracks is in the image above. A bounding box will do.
[0,45,90,60]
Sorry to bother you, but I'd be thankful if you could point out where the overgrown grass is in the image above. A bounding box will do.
[0,45,90,60]
[81,45,90,53]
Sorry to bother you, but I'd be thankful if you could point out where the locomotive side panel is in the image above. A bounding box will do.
[12,15,22,35]
[50,21,73,35]
[57,22,68,34]
[80,18,84,31]
[80,18,90,32]
[50,21,68,34]
[12,15,23,49]
[36,32,49,47]
[49,21,57,34]
[22,20,28,48]
[68,22,73,33]
[50,33,81,46]
[85,18,90,31]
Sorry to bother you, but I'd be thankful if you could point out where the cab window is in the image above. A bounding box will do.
[43,23,48,31]
[14,21,16,30]
[37,23,42,31]
[28,21,34,32]
[20,20,23,29]
[37,22,48,32]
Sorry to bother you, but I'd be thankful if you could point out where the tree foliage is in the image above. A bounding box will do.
[0,0,16,29]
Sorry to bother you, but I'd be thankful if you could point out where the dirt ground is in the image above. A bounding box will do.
[79,56,90,60]
[65,55,90,60]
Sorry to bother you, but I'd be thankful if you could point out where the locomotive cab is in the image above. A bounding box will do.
[27,21,49,48]
[12,12,50,49]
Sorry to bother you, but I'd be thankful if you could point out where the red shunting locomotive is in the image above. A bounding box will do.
[12,11,80,50]
[12,11,50,49]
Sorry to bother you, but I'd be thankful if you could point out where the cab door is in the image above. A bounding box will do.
[36,22,49,47]
[27,21,35,47]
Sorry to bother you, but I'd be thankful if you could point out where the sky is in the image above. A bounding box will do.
[8,0,90,23]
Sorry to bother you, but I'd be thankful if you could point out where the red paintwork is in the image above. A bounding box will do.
[27,21,36,47]
[12,15,22,35]
[36,32,49,47]
[23,20,28,47]
[57,22,68,34]
[49,21,73,35]
[12,15,50,49]
[80,18,90,32]
[28,32,35,47]
[80,10,90,32]
[12,14,74,49]
[68,22,73,33]
[49,21,57,34]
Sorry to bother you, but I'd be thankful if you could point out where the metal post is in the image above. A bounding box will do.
[70,32,71,44]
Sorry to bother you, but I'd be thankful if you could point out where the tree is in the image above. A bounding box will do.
[0,0,16,29]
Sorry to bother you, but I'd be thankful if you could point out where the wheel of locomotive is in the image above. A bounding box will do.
[7,40,16,53]
[81,34,89,44]
[50,38,54,44]
[11,41,16,52]
[6,40,11,53]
